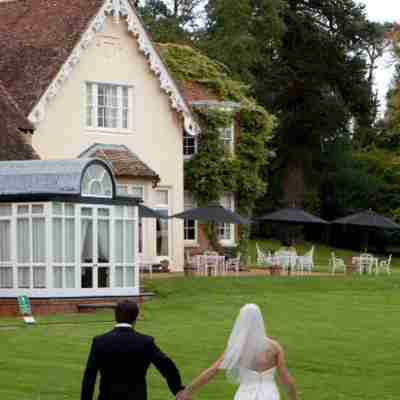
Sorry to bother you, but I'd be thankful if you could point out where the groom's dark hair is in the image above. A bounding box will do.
[115,301,139,324]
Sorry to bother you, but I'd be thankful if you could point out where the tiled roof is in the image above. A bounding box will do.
[0,81,39,161]
[79,143,160,183]
[179,81,220,103]
[0,0,104,115]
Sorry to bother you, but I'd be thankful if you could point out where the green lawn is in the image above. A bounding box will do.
[1,275,400,400]
[249,238,400,272]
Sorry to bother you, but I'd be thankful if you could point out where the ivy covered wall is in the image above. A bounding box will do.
[158,44,275,256]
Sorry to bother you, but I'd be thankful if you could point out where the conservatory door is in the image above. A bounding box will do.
[80,206,111,289]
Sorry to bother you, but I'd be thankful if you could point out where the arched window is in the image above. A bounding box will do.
[81,164,113,198]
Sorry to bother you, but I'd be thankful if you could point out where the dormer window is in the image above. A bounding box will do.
[86,82,132,132]
[81,164,114,198]
[183,131,198,159]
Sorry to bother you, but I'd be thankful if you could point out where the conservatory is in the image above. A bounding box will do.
[0,158,140,298]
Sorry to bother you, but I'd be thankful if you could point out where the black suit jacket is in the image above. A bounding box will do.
[81,327,184,400]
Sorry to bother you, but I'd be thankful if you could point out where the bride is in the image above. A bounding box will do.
[180,304,297,400]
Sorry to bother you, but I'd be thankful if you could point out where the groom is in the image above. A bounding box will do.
[81,301,186,400]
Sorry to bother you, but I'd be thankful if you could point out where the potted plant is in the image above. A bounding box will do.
[159,259,170,273]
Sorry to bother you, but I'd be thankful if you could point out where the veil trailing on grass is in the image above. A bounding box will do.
[219,304,269,383]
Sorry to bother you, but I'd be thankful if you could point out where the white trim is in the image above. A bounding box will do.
[27,0,200,136]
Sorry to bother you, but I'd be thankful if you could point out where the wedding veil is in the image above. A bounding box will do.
[219,304,269,383]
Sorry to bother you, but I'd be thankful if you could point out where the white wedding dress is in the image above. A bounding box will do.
[233,366,280,400]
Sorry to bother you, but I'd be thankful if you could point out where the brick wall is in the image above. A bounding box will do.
[0,296,145,317]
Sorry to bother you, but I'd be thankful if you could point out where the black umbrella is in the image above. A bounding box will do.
[258,207,328,224]
[331,210,400,229]
[170,202,250,225]
[139,204,167,219]
[331,210,400,251]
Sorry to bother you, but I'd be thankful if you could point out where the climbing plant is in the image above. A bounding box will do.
[158,43,275,257]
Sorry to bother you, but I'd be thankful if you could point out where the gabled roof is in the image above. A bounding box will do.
[79,143,160,184]
[0,0,104,116]
[0,0,199,135]
[0,81,39,161]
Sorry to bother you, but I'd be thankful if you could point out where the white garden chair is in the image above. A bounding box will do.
[297,246,314,274]
[226,254,241,276]
[358,253,375,275]
[330,252,346,275]
[256,243,270,266]
[377,254,392,275]
[137,254,154,278]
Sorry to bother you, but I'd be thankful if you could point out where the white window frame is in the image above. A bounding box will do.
[85,81,133,134]
[183,131,198,159]
[81,164,114,199]
[117,184,145,255]
[183,191,198,244]
[220,120,235,154]
[154,188,171,261]
[218,194,236,246]
[0,202,140,297]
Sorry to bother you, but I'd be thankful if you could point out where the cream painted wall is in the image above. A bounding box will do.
[32,17,184,270]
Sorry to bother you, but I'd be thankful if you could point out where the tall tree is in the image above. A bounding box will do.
[206,0,378,207]
[137,0,203,43]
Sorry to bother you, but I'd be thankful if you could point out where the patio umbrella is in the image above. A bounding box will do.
[331,210,400,251]
[331,210,400,229]
[139,204,167,219]
[258,207,328,225]
[257,207,328,246]
[169,202,250,225]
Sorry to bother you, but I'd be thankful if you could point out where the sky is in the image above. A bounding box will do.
[357,0,400,113]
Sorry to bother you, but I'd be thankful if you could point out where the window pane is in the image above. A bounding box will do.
[32,218,46,263]
[155,190,168,206]
[81,207,92,217]
[18,267,30,288]
[130,186,144,200]
[33,266,46,288]
[126,267,135,287]
[98,267,110,288]
[86,83,93,127]
[125,221,135,263]
[65,219,75,263]
[53,266,63,288]
[98,208,110,217]
[0,204,12,216]
[0,221,11,262]
[98,220,110,263]
[0,267,13,288]
[81,267,93,288]
[17,219,30,263]
[65,204,75,216]
[115,206,124,218]
[115,266,124,287]
[115,221,123,263]
[32,205,44,214]
[53,203,63,215]
[81,220,93,263]
[117,185,128,196]
[65,267,75,288]
[17,205,29,215]
[156,210,169,257]
[184,219,196,241]
[53,218,63,263]
[126,206,135,219]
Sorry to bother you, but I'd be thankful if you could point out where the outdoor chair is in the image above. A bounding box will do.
[137,254,154,278]
[256,243,270,266]
[330,252,346,275]
[275,250,297,274]
[358,253,375,275]
[377,254,392,275]
[297,246,314,274]
[226,253,241,276]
